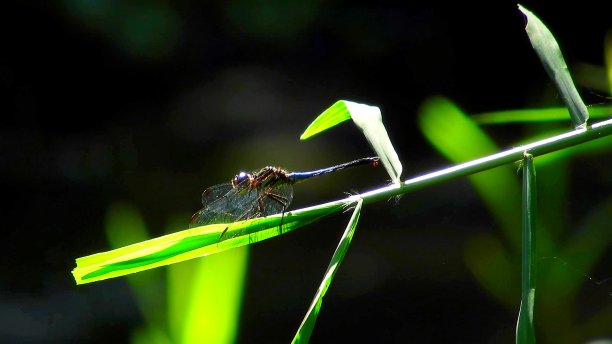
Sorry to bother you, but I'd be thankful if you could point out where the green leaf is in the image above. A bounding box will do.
[516,153,537,344]
[300,100,352,140]
[292,199,363,344]
[472,105,612,124]
[519,4,589,128]
[301,100,403,183]
[73,202,342,284]
[344,101,403,183]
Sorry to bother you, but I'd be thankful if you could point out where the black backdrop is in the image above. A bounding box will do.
[2,2,610,343]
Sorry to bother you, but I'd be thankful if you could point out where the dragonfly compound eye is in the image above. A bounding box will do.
[232,172,250,187]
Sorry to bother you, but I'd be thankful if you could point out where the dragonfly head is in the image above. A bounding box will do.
[232,171,251,187]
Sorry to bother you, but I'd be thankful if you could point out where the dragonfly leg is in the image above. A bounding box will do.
[263,192,290,234]
[218,226,230,241]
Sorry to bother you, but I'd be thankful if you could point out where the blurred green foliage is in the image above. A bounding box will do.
[105,202,248,344]
[418,17,612,342]
[418,96,612,343]
[62,0,180,59]
[222,0,322,41]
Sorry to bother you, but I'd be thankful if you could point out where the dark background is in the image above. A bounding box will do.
[2,2,611,343]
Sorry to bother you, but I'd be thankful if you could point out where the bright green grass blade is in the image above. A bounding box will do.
[519,4,589,128]
[472,105,612,124]
[516,153,537,344]
[300,100,352,140]
[292,199,363,344]
[301,100,403,183]
[73,202,343,284]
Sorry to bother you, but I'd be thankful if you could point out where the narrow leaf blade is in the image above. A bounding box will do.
[300,100,352,140]
[72,203,342,284]
[292,199,363,344]
[472,105,612,124]
[519,4,589,128]
[516,153,537,344]
[344,100,403,183]
[301,100,403,183]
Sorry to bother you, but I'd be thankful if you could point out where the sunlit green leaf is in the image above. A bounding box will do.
[344,101,403,183]
[73,202,342,284]
[301,100,402,183]
[472,105,611,124]
[300,100,352,140]
[516,153,536,344]
[292,199,363,344]
[519,4,589,128]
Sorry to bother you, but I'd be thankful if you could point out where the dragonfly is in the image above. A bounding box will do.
[189,157,380,233]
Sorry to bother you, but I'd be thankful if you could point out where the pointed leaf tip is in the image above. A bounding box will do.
[300,100,352,140]
[518,4,589,128]
[344,101,403,182]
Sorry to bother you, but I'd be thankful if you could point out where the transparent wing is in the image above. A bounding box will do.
[259,183,293,216]
[189,181,294,228]
[190,180,253,227]
[201,183,234,206]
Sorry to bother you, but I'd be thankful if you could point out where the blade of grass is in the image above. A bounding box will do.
[73,202,341,284]
[516,152,537,344]
[472,106,612,125]
[301,100,403,183]
[519,4,589,128]
[343,101,402,182]
[300,100,352,140]
[292,198,363,344]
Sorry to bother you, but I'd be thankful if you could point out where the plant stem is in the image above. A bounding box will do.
[322,118,612,207]
[517,152,537,343]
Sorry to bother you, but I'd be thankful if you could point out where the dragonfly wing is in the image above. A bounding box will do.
[260,183,294,216]
[190,181,259,227]
[189,181,294,228]
[201,183,234,206]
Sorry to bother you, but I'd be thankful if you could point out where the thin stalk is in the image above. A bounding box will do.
[517,152,537,344]
[331,118,612,207]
